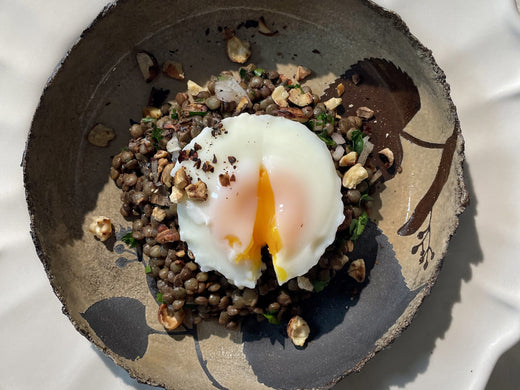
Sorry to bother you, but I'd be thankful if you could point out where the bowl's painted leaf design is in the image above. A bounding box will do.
[241,222,420,390]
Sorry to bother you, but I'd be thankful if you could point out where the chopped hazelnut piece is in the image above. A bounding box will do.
[156,228,180,244]
[272,85,289,107]
[153,150,168,159]
[235,96,249,113]
[152,207,167,222]
[274,107,308,122]
[378,147,395,167]
[136,51,159,82]
[162,60,185,80]
[356,106,374,120]
[169,186,185,203]
[187,80,206,96]
[342,163,368,189]
[297,276,314,292]
[161,163,175,187]
[348,259,366,283]
[288,89,313,107]
[219,173,231,187]
[258,16,278,36]
[185,180,208,201]
[142,106,162,119]
[339,151,358,167]
[158,305,184,331]
[88,216,112,242]
[324,97,342,111]
[336,83,345,97]
[173,167,189,189]
[295,65,312,81]
[287,316,310,347]
[87,124,115,147]
[226,35,251,64]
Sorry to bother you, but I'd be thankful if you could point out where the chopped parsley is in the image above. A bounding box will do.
[287,83,304,93]
[171,109,179,120]
[239,68,248,79]
[156,292,164,303]
[318,130,336,146]
[253,68,265,77]
[188,111,208,117]
[141,117,155,123]
[121,232,137,248]
[151,125,163,144]
[145,265,152,274]
[359,193,373,205]
[350,130,364,155]
[262,312,281,325]
[349,211,369,241]
[313,279,330,292]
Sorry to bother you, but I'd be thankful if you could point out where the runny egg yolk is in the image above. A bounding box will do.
[226,167,287,280]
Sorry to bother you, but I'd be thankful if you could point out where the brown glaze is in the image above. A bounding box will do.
[323,58,459,236]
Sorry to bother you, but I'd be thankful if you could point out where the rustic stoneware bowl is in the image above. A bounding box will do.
[24,0,468,389]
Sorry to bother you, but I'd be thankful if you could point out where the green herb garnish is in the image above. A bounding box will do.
[141,117,155,123]
[349,211,369,241]
[305,120,315,131]
[350,130,364,155]
[188,111,208,117]
[121,232,137,248]
[313,279,330,292]
[151,125,163,144]
[287,83,304,93]
[316,112,335,126]
[145,265,152,274]
[253,68,265,77]
[262,312,281,325]
[239,68,247,79]
[171,109,179,120]
[318,130,336,146]
[359,194,373,205]
[156,293,164,303]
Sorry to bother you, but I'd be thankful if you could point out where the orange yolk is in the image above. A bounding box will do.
[227,168,287,280]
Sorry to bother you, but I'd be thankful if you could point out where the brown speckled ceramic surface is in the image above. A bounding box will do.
[24,0,467,389]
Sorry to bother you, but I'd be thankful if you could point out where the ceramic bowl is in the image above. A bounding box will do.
[23,0,467,389]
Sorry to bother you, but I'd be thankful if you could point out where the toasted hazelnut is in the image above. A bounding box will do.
[156,228,180,244]
[219,173,231,187]
[161,163,175,187]
[378,147,395,167]
[185,180,208,201]
[274,107,308,122]
[295,65,312,81]
[87,124,115,147]
[174,167,189,189]
[152,207,167,222]
[336,83,345,97]
[187,80,206,96]
[162,60,185,80]
[225,35,251,63]
[288,89,313,107]
[342,163,368,189]
[235,96,249,113]
[331,254,349,270]
[272,85,289,107]
[136,51,159,82]
[88,216,112,242]
[142,106,162,119]
[154,150,168,159]
[258,16,278,36]
[297,276,314,292]
[287,316,310,347]
[348,259,366,283]
[346,240,354,252]
[324,97,343,111]
[158,305,184,331]
[169,186,185,203]
[356,106,374,120]
[339,151,358,167]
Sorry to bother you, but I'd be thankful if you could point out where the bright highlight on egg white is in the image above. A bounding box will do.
[171,113,344,288]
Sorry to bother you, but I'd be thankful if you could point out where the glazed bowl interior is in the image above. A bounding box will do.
[24,0,466,389]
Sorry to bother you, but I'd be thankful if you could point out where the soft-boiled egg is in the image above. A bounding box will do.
[170,113,344,288]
